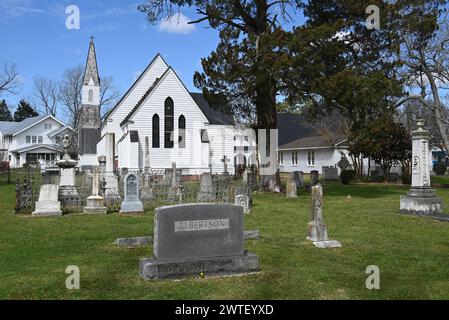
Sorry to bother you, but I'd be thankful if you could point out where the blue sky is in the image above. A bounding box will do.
[0,0,305,114]
[0,0,223,110]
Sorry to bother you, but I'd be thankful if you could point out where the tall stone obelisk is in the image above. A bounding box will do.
[400,119,443,215]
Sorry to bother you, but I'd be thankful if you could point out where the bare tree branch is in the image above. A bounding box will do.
[0,61,19,96]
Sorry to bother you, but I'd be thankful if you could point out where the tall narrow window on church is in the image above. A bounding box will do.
[88,89,93,103]
[178,115,186,148]
[164,97,174,148]
[152,114,160,148]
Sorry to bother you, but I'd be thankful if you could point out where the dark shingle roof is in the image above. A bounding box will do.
[277,113,316,145]
[189,93,234,125]
[279,135,346,150]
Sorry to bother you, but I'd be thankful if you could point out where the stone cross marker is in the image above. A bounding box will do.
[400,119,443,216]
[83,167,107,214]
[221,155,231,174]
[120,172,144,214]
[306,184,341,248]
[139,204,259,280]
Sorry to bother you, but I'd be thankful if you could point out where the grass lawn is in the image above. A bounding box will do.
[1,181,449,300]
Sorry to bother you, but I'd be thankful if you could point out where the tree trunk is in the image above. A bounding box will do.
[427,74,449,154]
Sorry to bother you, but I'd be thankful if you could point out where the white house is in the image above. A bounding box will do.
[97,53,238,176]
[0,115,74,168]
[278,134,349,174]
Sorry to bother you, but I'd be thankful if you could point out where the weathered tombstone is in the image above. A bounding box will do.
[139,204,259,279]
[286,176,297,198]
[400,119,443,216]
[83,168,107,214]
[306,184,341,248]
[247,171,258,192]
[242,169,248,182]
[310,170,319,186]
[101,137,121,203]
[167,162,181,202]
[196,173,216,202]
[32,184,62,217]
[292,171,304,188]
[323,166,339,181]
[235,194,250,214]
[120,172,144,214]
[57,136,80,205]
[221,155,231,174]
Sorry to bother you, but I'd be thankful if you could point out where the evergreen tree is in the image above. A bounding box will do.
[14,99,38,122]
[0,100,13,121]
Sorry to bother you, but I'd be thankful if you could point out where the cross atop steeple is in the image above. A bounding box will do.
[83,36,100,86]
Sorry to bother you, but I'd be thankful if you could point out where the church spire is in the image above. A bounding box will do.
[83,36,100,86]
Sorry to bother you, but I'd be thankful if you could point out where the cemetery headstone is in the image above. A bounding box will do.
[310,170,319,186]
[139,204,259,279]
[306,184,341,248]
[292,171,304,188]
[83,168,107,214]
[167,162,181,202]
[286,176,297,198]
[32,184,62,217]
[323,166,339,181]
[120,172,144,214]
[196,173,216,202]
[400,119,443,216]
[57,135,79,204]
[235,194,250,214]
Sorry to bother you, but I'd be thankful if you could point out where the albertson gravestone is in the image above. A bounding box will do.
[139,203,259,279]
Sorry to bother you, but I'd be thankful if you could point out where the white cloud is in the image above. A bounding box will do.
[158,13,195,35]
[0,0,47,17]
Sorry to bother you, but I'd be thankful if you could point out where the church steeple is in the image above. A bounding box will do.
[78,37,101,161]
[83,36,100,86]
[81,36,100,106]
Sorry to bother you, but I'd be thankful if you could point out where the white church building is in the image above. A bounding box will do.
[96,53,238,176]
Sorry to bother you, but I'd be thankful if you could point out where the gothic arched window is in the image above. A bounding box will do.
[178,115,186,148]
[152,114,160,148]
[164,97,174,148]
[88,89,93,103]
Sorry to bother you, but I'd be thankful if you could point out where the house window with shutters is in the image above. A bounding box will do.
[164,97,174,148]
[152,114,160,148]
[178,115,186,148]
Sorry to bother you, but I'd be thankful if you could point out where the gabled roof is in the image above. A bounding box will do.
[189,93,234,125]
[83,37,100,86]
[2,115,68,136]
[0,121,16,133]
[2,115,47,136]
[102,53,169,126]
[10,144,63,154]
[119,70,168,127]
[47,125,75,138]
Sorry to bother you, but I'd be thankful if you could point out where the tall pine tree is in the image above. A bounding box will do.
[0,100,13,121]
[14,99,38,122]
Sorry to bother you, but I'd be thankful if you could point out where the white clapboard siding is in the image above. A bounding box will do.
[13,117,63,149]
[102,55,168,140]
[126,69,211,171]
